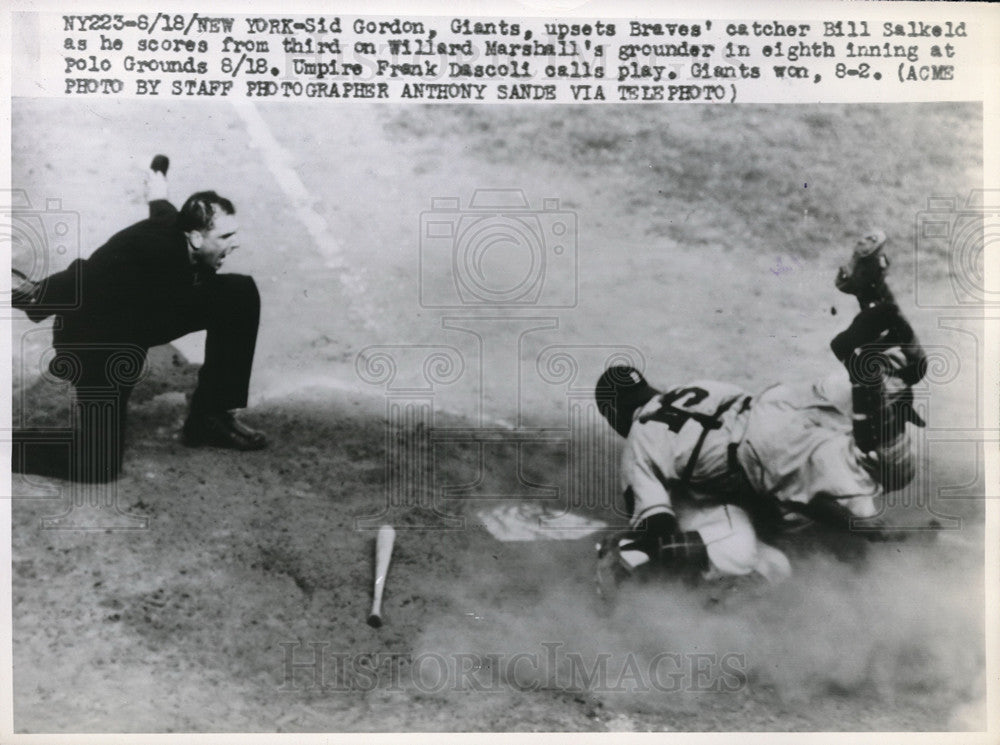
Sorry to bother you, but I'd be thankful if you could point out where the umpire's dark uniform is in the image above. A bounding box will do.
[14,199,260,481]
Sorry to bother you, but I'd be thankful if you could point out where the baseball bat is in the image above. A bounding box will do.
[367,525,396,627]
[150,154,170,175]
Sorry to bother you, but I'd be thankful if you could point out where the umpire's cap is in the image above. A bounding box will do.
[594,366,658,438]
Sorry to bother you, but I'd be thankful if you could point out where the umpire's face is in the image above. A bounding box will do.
[189,213,240,271]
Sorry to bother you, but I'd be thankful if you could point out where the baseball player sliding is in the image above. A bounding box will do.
[595,231,929,601]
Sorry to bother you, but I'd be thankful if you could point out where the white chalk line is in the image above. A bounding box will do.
[254,371,503,427]
[230,100,377,331]
[249,371,517,431]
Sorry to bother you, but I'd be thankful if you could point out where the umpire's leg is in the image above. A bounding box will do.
[73,344,146,481]
[187,274,261,415]
[12,343,146,482]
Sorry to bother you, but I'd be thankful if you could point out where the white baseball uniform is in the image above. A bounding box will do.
[620,380,791,582]
[618,347,921,581]
[623,379,752,527]
[736,372,882,521]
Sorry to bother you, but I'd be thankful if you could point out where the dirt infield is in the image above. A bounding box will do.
[9,100,986,732]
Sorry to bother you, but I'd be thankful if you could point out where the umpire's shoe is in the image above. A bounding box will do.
[835,230,891,305]
[182,411,268,451]
[11,268,42,316]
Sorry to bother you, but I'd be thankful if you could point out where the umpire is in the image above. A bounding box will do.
[12,161,266,482]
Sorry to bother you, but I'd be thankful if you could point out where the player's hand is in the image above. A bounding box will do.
[145,171,168,203]
[145,156,169,203]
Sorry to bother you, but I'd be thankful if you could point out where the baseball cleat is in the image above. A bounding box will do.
[835,230,891,303]
[10,267,51,323]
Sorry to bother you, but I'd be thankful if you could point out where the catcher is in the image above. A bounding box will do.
[595,231,928,600]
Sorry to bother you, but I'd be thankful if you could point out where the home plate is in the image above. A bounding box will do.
[475,502,609,542]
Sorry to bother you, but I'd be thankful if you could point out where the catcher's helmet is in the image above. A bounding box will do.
[594,366,658,438]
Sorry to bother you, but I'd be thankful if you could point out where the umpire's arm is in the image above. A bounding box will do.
[148,199,177,223]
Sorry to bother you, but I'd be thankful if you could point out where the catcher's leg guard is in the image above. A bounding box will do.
[874,427,917,493]
[832,305,898,452]
[832,298,927,491]
[831,303,928,454]
[11,268,40,311]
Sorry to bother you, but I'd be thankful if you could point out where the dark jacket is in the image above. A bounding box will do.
[53,200,209,346]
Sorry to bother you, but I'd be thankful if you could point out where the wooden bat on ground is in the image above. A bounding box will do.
[367,525,396,627]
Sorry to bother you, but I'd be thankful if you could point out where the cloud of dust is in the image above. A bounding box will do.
[412,532,985,726]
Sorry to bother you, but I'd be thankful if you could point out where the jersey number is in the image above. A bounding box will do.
[641,386,710,433]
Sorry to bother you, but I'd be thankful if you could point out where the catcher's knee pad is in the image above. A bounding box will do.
[850,385,883,453]
[846,346,917,453]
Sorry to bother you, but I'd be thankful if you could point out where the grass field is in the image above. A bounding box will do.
[9,99,986,732]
